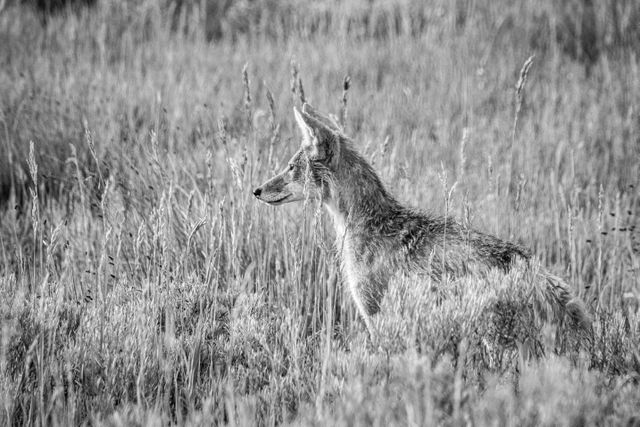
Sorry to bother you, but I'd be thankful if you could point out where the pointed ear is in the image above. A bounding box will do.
[293,104,335,160]
[302,103,342,132]
[293,106,313,144]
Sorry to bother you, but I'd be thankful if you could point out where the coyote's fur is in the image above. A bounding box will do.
[254,102,591,338]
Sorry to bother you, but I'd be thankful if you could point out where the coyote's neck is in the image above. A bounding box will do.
[324,145,402,238]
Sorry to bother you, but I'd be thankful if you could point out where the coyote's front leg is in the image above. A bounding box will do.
[348,272,389,342]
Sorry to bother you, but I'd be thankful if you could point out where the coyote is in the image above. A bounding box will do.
[253,103,590,338]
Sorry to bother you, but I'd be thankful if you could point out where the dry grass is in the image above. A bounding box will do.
[0,1,639,425]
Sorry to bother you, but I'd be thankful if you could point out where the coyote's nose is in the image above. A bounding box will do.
[253,187,262,198]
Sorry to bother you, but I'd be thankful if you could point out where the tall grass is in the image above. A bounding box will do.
[0,1,639,425]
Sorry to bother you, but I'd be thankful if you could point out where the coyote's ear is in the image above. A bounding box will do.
[293,106,313,142]
[302,103,342,132]
[293,105,335,160]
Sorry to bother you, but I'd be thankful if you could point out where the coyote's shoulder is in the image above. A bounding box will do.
[254,102,590,338]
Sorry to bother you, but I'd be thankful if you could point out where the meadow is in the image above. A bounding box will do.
[1,1,639,425]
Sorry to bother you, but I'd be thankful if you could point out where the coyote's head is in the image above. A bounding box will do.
[253,103,342,206]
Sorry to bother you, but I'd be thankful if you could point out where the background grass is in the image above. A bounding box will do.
[1,0,639,425]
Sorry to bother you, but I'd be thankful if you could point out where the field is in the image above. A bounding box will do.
[1,1,640,425]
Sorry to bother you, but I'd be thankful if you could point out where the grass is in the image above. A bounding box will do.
[0,1,639,425]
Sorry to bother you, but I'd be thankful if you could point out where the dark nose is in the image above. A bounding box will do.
[253,187,262,197]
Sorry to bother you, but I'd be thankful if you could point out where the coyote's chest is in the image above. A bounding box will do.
[325,203,361,287]
[325,203,395,288]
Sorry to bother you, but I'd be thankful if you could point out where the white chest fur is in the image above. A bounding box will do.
[324,203,361,292]
[324,202,346,241]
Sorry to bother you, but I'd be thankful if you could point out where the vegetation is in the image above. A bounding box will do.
[0,1,639,425]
